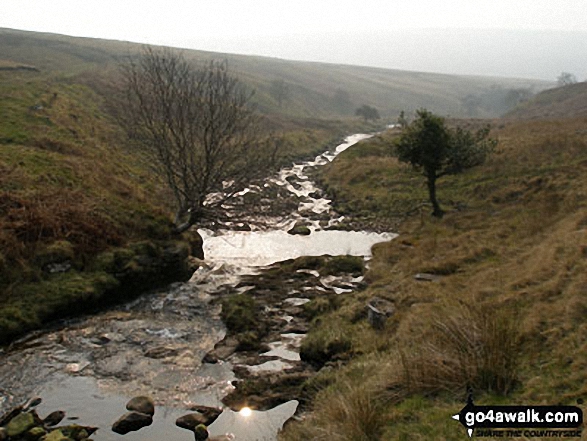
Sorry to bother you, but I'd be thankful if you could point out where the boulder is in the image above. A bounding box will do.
[194,424,209,441]
[187,406,223,426]
[413,272,441,282]
[6,412,35,437]
[176,413,207,430]
[60,424,97,440]
[126,396,155,416]
[43,410,66,427]
[111,411,153,434]
[26,426,47,440]
[366,297,395,330]
[23,397,43,411]
[43,429,72,441]
[287,222,311,236]
[188,230,205,260]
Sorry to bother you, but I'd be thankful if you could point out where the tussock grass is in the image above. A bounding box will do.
[399,302,519,396]
[282,356,398,441]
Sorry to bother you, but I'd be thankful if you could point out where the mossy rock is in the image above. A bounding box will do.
[60,424,90,440]
[27,426,47,440]
[42,429,73,441]
[287,223,311,236]
[289,256,326,271]
[323,255,364,275]
[221,294,259,334]
[6,412,35,437]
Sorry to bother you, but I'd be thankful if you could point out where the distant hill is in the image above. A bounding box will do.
[0,27,549,119]
[506,82,587,120]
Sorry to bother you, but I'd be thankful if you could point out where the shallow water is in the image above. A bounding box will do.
[0,133,396,440]
[200,229,395,268]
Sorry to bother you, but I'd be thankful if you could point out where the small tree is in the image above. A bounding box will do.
[119,47,277,233]
[394,109,496,217]
[355,105,380,121]
[557,72,577,87]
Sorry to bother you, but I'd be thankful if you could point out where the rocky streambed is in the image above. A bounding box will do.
[0,134,396,441]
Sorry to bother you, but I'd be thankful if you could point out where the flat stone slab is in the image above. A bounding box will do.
[413,273,442,282]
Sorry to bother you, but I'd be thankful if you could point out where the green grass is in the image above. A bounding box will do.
[280,116,587,440]
[0,62,369,343]
[0,70,188,342]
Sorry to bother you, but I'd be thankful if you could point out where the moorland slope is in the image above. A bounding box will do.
[0,27,550,119]
[507,81,587,120]
[280,112,587,439]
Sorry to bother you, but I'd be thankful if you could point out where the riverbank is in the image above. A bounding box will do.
[0,132,397,441]
[0,68,380,345]
[280,117,587,439]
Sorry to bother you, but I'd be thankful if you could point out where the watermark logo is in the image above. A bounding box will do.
[452,393,583,438]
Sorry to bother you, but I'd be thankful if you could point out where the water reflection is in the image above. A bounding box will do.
[0,133,395,441]
[200,229,396,268]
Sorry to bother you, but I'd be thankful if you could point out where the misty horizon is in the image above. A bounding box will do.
[3,26,585,83]
[2,0,586,82]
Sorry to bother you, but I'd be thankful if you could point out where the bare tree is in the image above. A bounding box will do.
[120,47,277,233]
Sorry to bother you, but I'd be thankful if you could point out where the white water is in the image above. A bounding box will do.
[0,133,397,441]
[200,132,396,270]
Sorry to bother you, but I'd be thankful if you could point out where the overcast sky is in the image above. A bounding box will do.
[1,0,586,80]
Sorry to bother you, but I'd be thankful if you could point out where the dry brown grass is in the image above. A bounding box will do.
[398,302,519,396]
[281,357,400,441]
[281,116,587,439]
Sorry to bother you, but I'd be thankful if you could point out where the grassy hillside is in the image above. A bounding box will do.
[0,51,367,343]
[0,27,549,119]
[281,117,587,440]
[0,67,183,340]
[507,81,587,120]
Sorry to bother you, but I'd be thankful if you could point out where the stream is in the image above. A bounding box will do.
[0,134,397,441]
